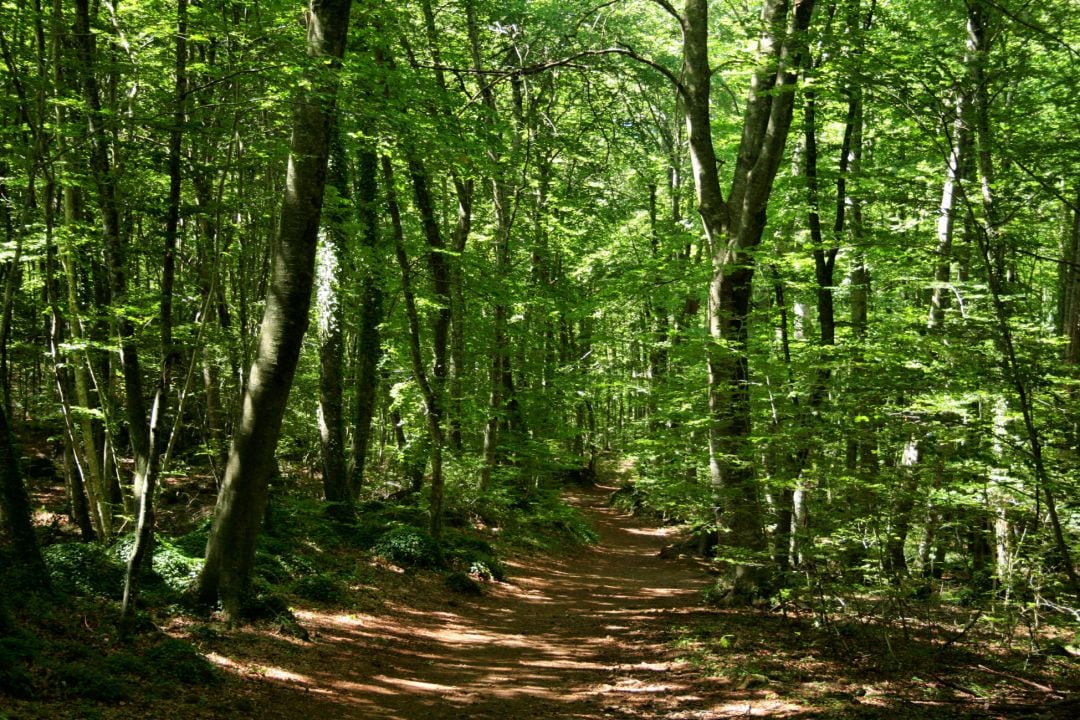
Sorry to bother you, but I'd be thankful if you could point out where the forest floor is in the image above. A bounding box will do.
[8,473,1080,719]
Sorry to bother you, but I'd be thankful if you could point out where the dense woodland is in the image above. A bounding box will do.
[2,0,1080,710]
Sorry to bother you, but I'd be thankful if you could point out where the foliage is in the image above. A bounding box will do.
[290,573,351,604]
[372,525,443,569]
[444,571,484,595]
[0,635,37,698]
[144,639,218,685]
[42,543,124,599]
[111,533,204,593]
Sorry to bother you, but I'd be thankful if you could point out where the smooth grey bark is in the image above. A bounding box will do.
[927,92,971,330]
[672,0,815,594]
[198,0,353,618]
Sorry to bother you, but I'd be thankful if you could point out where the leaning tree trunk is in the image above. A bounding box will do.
[197,0,353,619]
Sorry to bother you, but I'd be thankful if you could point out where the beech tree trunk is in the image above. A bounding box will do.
[198,0,353,618]
[677,0,815,599]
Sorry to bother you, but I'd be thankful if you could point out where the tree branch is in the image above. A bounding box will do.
[649,0,685,26]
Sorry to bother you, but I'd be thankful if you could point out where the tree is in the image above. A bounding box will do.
[197,0,354,618]
[679,0,816,599]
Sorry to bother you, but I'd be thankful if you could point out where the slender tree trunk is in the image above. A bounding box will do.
[349,149,383,494]
[965,0,1079,593]
[927,92,971,330]
[122,0,187,622]
[886,436,920,575]
[383,155,446,536]
[198,0,353,618]
[318,128,351,513]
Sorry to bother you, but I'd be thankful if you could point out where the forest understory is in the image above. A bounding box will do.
[3,0,1080,717]
[3,462,1079,720]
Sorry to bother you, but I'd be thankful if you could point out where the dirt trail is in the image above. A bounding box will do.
[233,485,728,720]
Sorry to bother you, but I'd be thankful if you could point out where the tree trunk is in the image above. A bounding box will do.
[965,0,1079,594]
[0,403,49,589]
[122,0,186,622]
[198,0,353,619]
[318,128,351,514]
[383,155,446,536]
[927,91,971,330]
[678,0,815,600]
[349,149,384,494]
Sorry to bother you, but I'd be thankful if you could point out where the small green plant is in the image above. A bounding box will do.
[240,579,292,620]
[291,573,350,604]
[0,635,38,698]
[43,542,124,599]
[52,660,131,702]
[446,535,507,581]
[111,534,204,593]
[372,525,442,569]
[145,639,218,685]
[444,571,483,595]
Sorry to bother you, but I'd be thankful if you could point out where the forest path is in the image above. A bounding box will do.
[237,484,743,720]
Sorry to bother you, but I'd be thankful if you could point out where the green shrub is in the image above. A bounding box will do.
[172,523,210,557]
[110,534,203,593]
[445,535,506,581]
[372,525,442,569]
[351,501,429,549]
[444,571,483,595]
[145,639,217,685]
[52,661,131,702]
[43,543,124,599]
[240,580,291,620]
[290,573,350,604]
[467,559,504,582]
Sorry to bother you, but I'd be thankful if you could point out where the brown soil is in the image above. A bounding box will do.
[9,480,1078,719]
[202,484,723,720]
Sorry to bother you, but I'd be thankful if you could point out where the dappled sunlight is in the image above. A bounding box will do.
[193,488,743,719]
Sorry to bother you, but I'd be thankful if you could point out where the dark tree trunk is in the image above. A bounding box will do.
[678,0,815,600]
[0,404,49,589]
[318,128,351,514]
[349,149,384,494]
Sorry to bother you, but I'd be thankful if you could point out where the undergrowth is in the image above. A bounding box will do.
[5,462,597,716]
